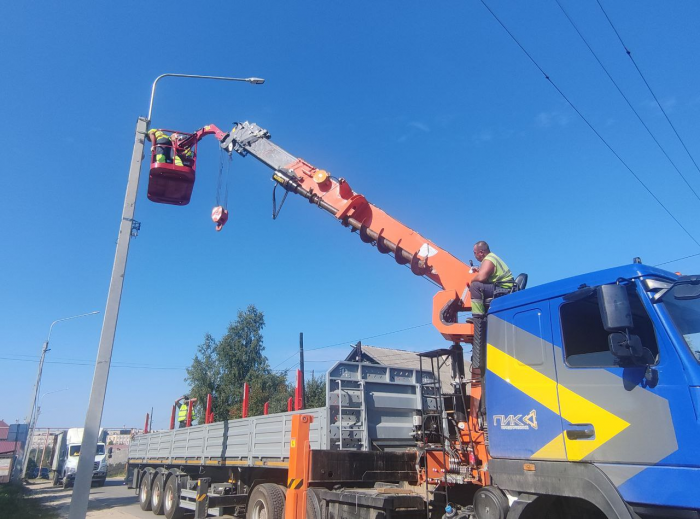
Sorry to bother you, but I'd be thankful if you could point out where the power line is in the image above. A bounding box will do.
[479,0,700,249]
[595,0,700,178]
[553,0,700,203]
[270,322,432,370]
[654,252,700,268]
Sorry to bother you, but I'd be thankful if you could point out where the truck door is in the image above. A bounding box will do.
[485,304,566,460]
[549,281,696,508]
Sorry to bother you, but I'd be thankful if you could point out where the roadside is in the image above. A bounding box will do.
[0,480,60,519]
[17,477,149,518]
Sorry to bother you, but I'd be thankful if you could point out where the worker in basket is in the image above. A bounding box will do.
[148,129,194,167]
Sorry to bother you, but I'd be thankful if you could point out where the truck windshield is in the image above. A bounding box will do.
[663,291,700,362]
[68,444,106,456]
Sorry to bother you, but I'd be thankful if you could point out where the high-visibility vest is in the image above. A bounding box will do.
[178,404,188,422]
[149,129,170,142]
[484,252,513,288]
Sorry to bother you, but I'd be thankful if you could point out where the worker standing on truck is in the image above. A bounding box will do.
[469,241,513,316]
[148,129,183,166]
[178,400,189,428]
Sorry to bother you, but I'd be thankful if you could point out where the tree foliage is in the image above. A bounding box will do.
[186,305,290,421]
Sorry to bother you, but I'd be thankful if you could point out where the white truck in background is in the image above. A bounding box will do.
[51,427,109,488]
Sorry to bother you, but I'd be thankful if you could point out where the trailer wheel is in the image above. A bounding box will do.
[474,486,509,519]
[151,473,165,515]
[247,483,286,519]
[163,475,184,519]
[139,471,153,511]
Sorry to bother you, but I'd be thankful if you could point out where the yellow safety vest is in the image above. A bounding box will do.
[485,252,513,288]
[178,404,188,421]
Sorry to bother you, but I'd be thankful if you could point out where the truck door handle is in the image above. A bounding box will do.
[565,424,595,440]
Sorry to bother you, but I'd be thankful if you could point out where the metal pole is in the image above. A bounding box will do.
[69,73,264,519]
[68,117,148,519]
[19,313,98,481]
[299,332,305,410]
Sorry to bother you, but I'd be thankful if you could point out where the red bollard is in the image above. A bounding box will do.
[242,382,250,418]
[264,402,269,415]
[144,413,149,434]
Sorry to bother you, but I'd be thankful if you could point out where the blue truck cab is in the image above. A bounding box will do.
[482,264,700,518]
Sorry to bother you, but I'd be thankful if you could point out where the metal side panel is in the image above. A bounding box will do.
[128,408,328,465]
[327,361,424,451]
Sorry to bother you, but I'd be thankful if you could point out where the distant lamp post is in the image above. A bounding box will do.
[36,388,68,473]
[19,312,99,480]
[69,72,264,519]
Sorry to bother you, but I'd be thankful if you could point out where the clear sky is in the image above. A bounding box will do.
[2,1,699,431]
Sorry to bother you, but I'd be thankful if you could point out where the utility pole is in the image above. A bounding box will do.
[69,74,264,519]
[68,117,147,519]
[299,332,305,410]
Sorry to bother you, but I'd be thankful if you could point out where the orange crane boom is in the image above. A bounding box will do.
[220,121,477,344]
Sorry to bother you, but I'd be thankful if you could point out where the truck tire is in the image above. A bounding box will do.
[62,475,72,490]
[151,473,165,515]
[247,483,286,519]
[307,488,322,519]
[163,475,184,519]
[96,478,106,487]
[139,471,153,511]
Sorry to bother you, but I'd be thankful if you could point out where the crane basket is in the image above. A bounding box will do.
[147,129,199,206]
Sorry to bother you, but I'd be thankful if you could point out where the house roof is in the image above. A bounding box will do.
[345,344,471,392]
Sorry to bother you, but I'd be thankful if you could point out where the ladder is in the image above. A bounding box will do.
[418,354,451,519]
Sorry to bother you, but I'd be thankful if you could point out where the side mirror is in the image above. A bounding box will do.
[108,454,113,459]
[598,284,633,331]
[108,447,113,455]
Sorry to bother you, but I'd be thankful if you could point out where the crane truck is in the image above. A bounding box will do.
[127,121,700,519]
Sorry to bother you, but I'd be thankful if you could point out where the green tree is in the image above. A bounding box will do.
[303,372,326,409]
[186,305,291,422]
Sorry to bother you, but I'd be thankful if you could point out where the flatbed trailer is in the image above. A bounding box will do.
[127,361,434,518]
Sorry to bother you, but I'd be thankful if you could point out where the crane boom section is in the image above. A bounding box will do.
[221,122,476,343]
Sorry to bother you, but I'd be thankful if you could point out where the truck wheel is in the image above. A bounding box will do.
[474,486,509,519]
[62,476,72,490]
[139,472,153,511]
[151,473,165,515]
[247,483,286,519]
[163,475,184,519]
[307,488,322,519]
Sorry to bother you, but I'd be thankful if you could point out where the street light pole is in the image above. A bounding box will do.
[68,73,264,519]
[18,312,98,481]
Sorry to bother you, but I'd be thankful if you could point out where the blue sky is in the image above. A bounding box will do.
[2,1,699,430]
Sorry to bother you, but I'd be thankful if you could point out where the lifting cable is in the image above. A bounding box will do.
[554,0,700,205]
[212,149,232,231]
[479,0,700,249]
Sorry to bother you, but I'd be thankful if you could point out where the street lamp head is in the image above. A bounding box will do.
[247,77,265,84]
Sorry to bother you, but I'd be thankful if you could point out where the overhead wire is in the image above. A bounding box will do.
[653,252,700,268]
[269,322,432,370]
[595,0,700,177]
[478,0,700,249]
[553,0,700,203]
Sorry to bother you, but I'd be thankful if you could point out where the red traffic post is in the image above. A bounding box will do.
[264,402,269,415]
[295,369,303,411]
[242,382,250,419]
[144,413,149,434]
[285,414,313,519]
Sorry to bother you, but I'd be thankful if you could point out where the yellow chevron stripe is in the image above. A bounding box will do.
[487,344,630,461]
